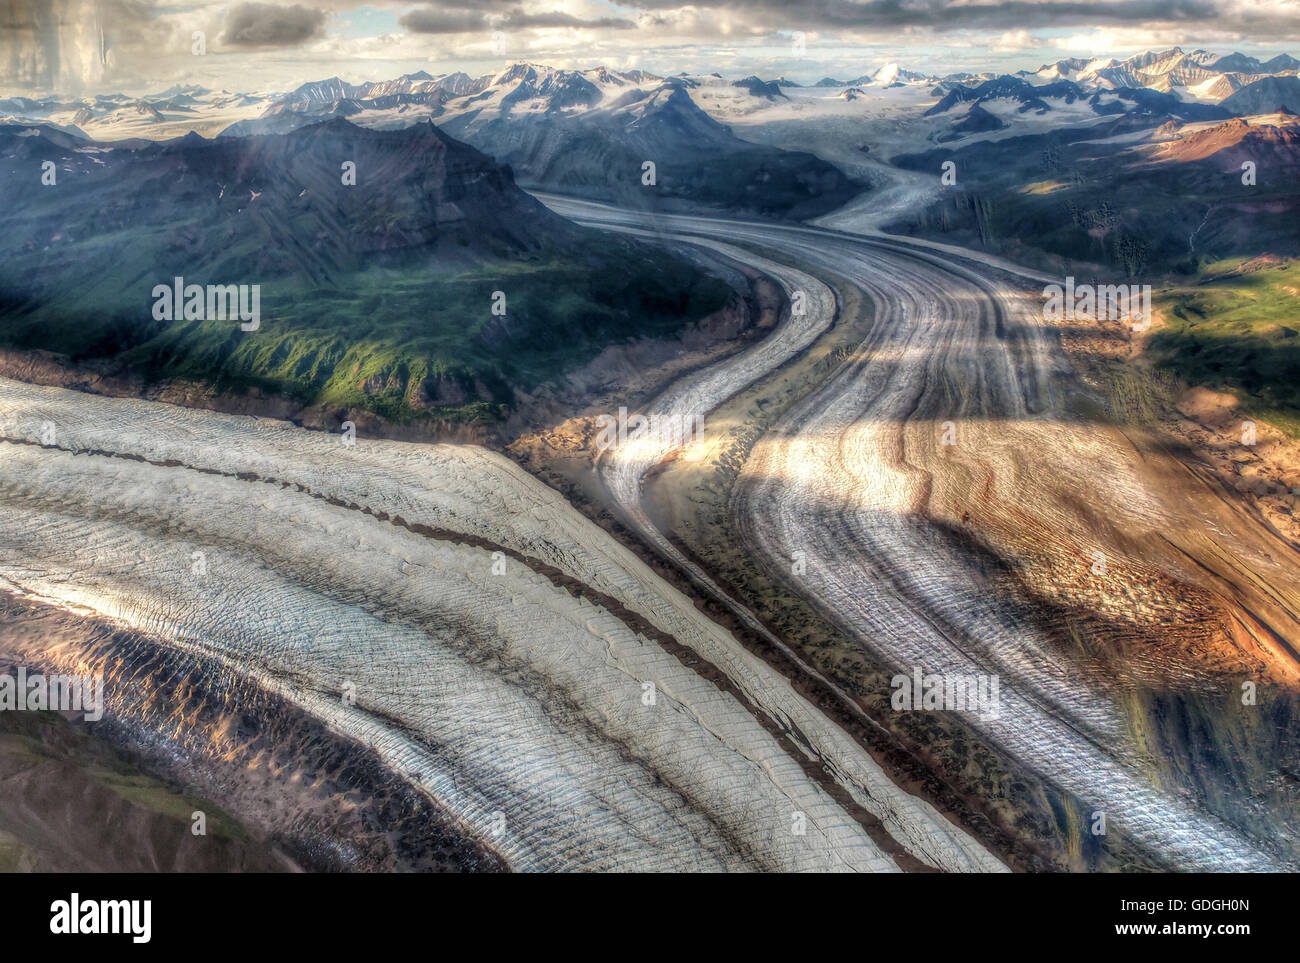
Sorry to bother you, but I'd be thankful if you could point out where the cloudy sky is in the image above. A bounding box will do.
[3,0,1299,94]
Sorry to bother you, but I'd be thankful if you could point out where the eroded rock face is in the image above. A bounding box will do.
[0,376,1002,872]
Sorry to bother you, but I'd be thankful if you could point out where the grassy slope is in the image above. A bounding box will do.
[2,235,731,425]
[1154,259,1300,435]
[0,121,734,425]
[892,123,1300,435]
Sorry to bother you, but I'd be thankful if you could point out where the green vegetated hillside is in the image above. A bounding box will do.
[1153,258,1300,435]
[891,115,1300,431]
[0,119,730,424]
[112,248,727,425]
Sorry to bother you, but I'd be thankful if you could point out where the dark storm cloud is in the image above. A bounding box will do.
[627,0,1222,30]
[400,3,636,34]
[508,12,636,29]
[390,0,1299,43]
[398,7,488,34]
[221,2,328,47]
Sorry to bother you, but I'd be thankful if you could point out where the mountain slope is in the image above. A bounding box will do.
[214,65,856,219]
[1150,116,1300,165]
[1222,76,1300,115]
[0,118,730,422]
[437,71,857,218]
[889,111,1300,275]
[926,76,1086,116]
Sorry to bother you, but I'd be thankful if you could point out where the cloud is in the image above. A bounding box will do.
[6,0,1300,95]
[399,3,636,35]
[398,7,488,34]
[221,2,329,47]
[1060,30,1121,51]
[623,0,1227,32]
[348,0,1300,50]
[506,12,636,30]
[992,29,1041,52]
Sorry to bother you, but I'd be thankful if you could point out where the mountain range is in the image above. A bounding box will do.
[890,106,1300,276]
[219,64,856,218]
[4,46,1294,146]
[0,48,1294,214]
